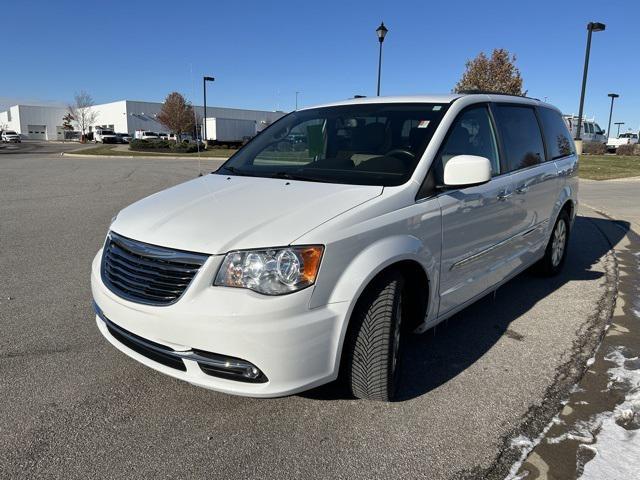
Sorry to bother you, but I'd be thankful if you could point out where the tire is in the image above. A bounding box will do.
[344,271,404,401]
[536,210,570,276]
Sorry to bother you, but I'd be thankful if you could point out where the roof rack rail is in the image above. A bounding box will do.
[457,90,541,101]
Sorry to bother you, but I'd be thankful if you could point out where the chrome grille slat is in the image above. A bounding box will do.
[105,261,191,288]
[107,253,194,281]
[105,267,185,296]
[101,232,208,306]
[109,243,199,275]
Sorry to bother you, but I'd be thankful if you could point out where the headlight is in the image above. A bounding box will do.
[214,246,324,295]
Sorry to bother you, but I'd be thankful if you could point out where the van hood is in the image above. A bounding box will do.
[111,173,383,254]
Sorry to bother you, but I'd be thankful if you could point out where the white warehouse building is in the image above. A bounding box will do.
[0,100,286,141]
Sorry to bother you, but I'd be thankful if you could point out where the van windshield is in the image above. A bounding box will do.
[218,103,448,186]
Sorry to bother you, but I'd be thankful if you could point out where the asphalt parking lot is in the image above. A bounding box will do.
[0,150,622,479]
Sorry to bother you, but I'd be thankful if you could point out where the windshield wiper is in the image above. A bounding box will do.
[217,166,255,177]
[269,171,327,183]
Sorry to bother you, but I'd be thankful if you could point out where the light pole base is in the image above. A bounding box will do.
[574,139,583,155]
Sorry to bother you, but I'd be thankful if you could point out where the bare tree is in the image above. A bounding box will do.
[454,49,525,96]
[68,91,98,142]
[156,92,195,141]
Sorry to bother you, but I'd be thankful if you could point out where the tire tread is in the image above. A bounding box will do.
[345,273,403,401]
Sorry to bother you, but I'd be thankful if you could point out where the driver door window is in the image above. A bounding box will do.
[438,106,500,179]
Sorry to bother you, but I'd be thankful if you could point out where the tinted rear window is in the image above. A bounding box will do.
[538,107,575,160]
[493,105,545,171]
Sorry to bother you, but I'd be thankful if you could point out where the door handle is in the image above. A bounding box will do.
[497,190,513,201]
[515,185,529,194]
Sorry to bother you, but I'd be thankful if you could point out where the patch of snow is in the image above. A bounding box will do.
[570,384,585,394]
[579,347,640,479]
[586,357,596,367]
[504,417,562,480]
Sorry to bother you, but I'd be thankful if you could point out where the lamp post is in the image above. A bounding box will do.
[375,22,388,96]
[606,93,619,139]
[614,122,625,137]
[295,91,300,110]
[575,21,605,146]
[203,76,215,145]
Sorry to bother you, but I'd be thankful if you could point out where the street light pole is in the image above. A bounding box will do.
[606,93,619,139]
[295,91,300,110]
[375,22,388,96]
[575,22,605,143]
[614,122,625,137]
[203,76,215,145]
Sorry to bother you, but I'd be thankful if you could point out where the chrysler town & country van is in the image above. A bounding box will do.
[91,93,578,401]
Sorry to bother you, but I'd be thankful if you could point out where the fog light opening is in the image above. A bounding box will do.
[245,366,260,379]
[193,349,267,383]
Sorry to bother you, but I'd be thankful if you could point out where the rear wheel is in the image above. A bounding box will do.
[536,210,570,276]
[344,272,404,401]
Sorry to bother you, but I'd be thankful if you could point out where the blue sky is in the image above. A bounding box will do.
[1,0,638,133]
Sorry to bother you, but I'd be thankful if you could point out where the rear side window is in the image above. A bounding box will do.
[538,107,575,160]
[493,105,545,172]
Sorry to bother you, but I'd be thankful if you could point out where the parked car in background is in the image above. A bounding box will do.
[563,115,606,143]
[168,133,194,142]
[134,130,160,140]
[158,133,169,140]
[94,129,118,144]
[92,93,577,401]
[606,132,639,152]
[116,133,132,144]
[1,130,22,143]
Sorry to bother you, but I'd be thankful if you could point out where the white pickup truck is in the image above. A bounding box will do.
[94,129,118,144]
[607,132,638,152]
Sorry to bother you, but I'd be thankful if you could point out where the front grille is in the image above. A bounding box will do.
[101,232,208,306]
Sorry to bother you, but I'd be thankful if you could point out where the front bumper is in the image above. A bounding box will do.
[91,249,348,397]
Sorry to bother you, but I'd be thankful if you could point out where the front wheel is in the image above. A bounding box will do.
[536,210,570,276]
[344,272,404,401]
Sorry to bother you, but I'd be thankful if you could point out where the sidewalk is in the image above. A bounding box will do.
[580,178,640,231]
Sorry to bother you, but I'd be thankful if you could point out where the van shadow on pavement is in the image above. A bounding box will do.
[302,216,628,402]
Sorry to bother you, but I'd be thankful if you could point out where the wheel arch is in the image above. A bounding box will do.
[326,236,434,377]
[547,187,576,240]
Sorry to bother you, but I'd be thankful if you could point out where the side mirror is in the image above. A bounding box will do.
[443,155,492,188]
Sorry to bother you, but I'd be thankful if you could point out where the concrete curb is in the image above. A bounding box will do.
[60,152,230,160]
[580,176,640,183]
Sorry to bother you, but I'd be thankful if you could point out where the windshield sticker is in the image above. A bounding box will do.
[433,106,442,111]
[417,120,430,128]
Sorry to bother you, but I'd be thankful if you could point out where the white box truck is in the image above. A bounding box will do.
[203,118,257,146]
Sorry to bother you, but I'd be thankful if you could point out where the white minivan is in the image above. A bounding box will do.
[92,94,578,401]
